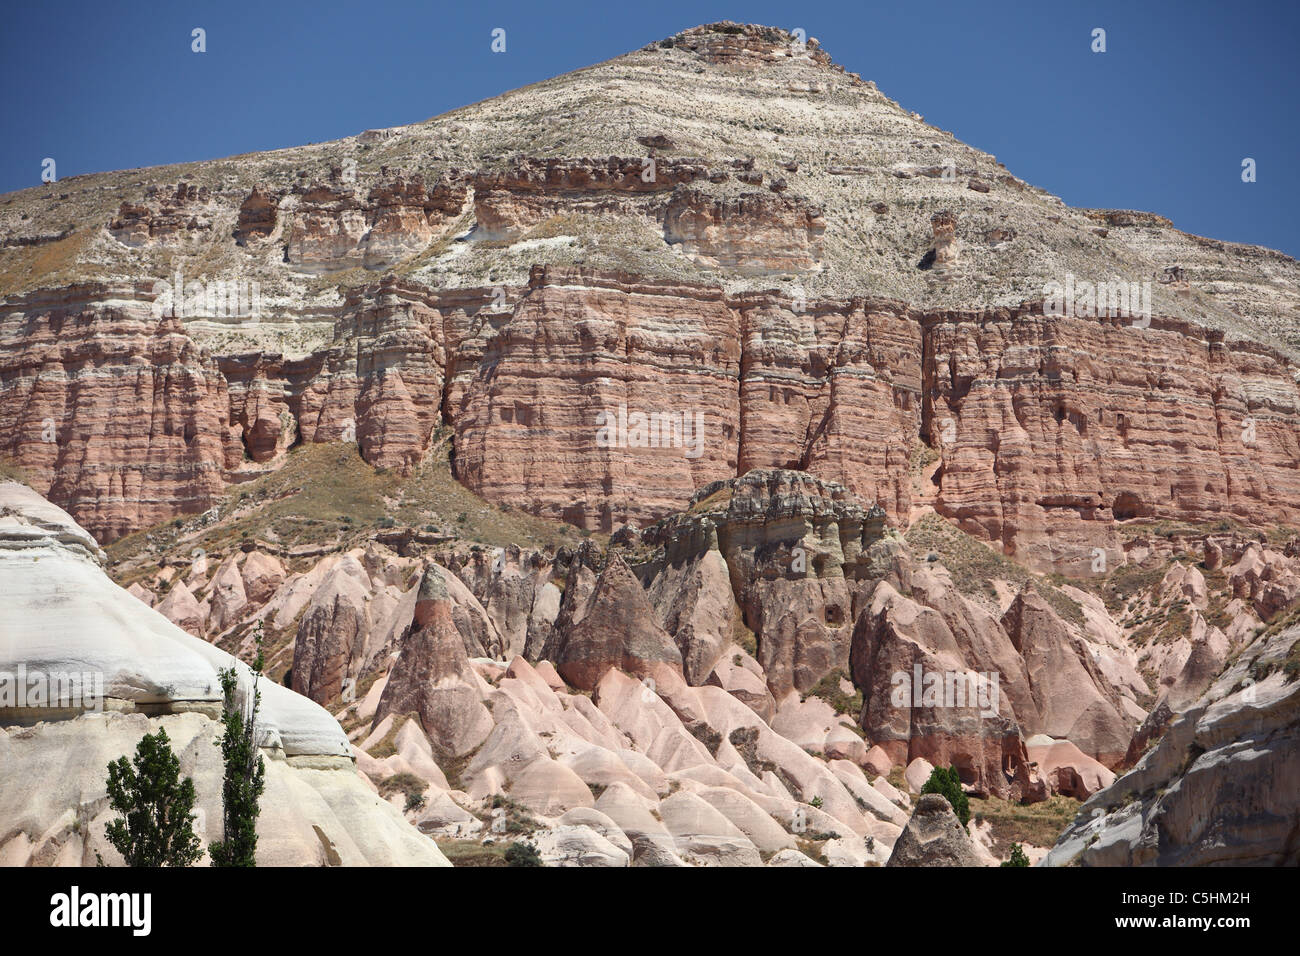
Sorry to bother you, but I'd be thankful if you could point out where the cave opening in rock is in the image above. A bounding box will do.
[1112,491,1147,521]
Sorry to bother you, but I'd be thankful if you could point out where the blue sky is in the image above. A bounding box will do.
[2,0,1296,256]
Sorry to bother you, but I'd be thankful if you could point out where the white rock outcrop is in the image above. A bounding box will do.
[0,481,448,867]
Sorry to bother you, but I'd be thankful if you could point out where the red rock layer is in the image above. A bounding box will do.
[285,168,467,271]
[925,306,1300,572]
[0,284,235,541]
[6,271,1300,564]
[450,271,921,532]
[469,156,710,240]
[451,266,742,531]
[736,295,922,520]
[222,277,449,473]
[219,352,296,463]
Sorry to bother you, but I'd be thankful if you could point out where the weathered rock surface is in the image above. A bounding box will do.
[1044,625,1300,866]
[927,307,1300,573]
[107,181,213,247]
[663,187,825,273]
[373,567,495,757]
[0,286,235,542]
[469,155,709,240]
[1001,590,1133,767]
[0,482,447,866]
[3,19,1300,870]
[451,266,742,531]
[286,168,466,272]
[644,469,886,699]
[886,793,987,867]
[292,558,374,705]
[552,554,683,690]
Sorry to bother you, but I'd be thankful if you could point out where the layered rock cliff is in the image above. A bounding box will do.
[2,22,1299,566]
[2,20,1299,866]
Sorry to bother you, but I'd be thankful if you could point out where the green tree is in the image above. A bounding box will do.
[1001,843,1030,867]
[921,765,971,827]
[209,627,267,867]
[103,728,202,867]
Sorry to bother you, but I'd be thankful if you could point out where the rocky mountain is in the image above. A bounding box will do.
[1,21,1297,867]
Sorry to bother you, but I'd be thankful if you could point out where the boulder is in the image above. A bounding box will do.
[904,757,935,795]
[241,550,287,604]
[886,793,986,867]
[532,825,629,867]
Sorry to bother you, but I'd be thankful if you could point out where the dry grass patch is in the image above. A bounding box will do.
[435,839,509,867]
[969,794,1080,857]
[904,513,1083,626]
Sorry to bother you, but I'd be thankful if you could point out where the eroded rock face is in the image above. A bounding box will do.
[452,545,556,661]
[926,210,959,270]
[1026,736,1115,799]
[668,23,836,70]
[7,267,1300,565]
[552,554,684,690]
[108,181,213,247]
[736,296,921,523]
[639,469,886,700]
[452,266,742,531]
[218,353,296,463]
[644,546,741,685]
[0,482,445,866]
[364,172,467,267]
[297,277,447,472]
[851,577,1034,800]
[926,306,1300,573]
[291,558,374,705]
[1227,542,1300,621]
[0,286,235,542]
[286,168,467,271]
[232,185,280,244]
[1001,590,1133,767]
[1045,626,1300,867]
[373,567,495,757]
[663,187,825,273]
[470,156,709,240]
[722,470,883,697]
[886,793,986,867]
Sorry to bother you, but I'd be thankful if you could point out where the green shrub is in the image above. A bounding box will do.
[504,841,543,867]
[804,668,863,716]
[921,765,970,826]
[1001,842,1030,867]
[379,772,427,800]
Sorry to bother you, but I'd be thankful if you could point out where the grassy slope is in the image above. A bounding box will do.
[106,438,600,582]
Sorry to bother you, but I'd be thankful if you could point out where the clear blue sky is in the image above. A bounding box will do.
[2,0,1296,256]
